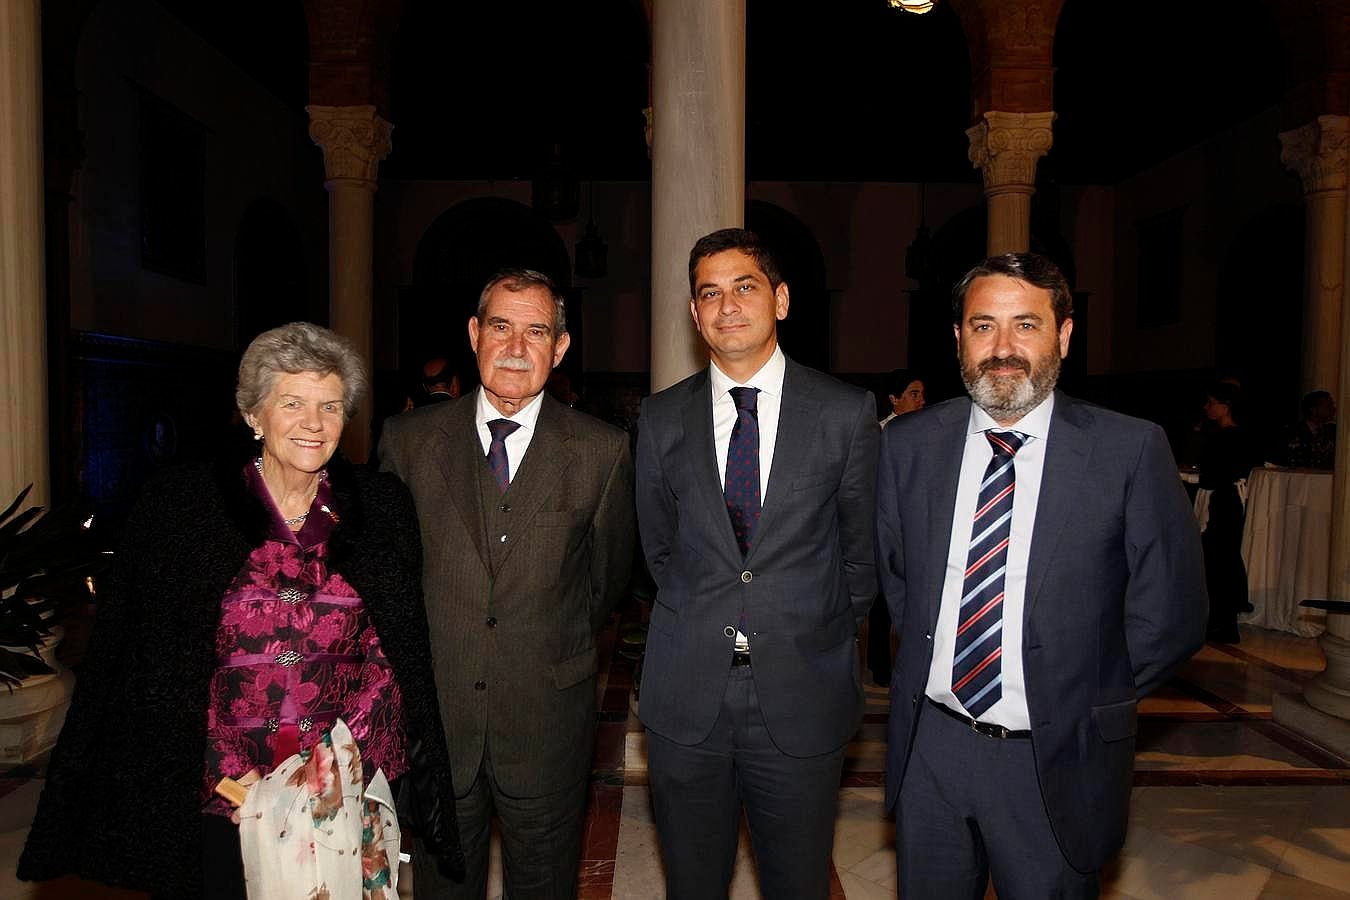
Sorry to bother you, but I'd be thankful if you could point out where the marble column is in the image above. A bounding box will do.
[0,0,50,508]
[1280,115,1347,395]
[649,0,746,391]
[1273,118,1350,759]
[308,105,391,463]
[967,111,1055,257]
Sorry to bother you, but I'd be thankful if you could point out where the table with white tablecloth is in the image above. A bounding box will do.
[1239,467,1332,637]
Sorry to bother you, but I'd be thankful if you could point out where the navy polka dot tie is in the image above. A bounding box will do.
[724,387,761,557]
[952,430,1025,720]
[487,419,521,493]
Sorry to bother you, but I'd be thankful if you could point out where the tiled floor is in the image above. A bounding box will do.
[2,623,1347,899]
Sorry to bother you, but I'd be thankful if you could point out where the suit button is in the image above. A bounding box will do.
[474,680,486,691]
[486,617,497,628]
[925,633,932,641]
[740,570,753,583]
[724,625,736,638]
[499,534,508,543]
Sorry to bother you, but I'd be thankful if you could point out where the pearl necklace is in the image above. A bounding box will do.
[255,458,318,528]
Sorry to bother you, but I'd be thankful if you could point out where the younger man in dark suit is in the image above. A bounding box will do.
[636,229,880,898]
[876,252,1207,897]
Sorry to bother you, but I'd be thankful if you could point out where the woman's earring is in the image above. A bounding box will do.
[254,430,263,441]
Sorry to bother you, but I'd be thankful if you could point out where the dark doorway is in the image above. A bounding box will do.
[1215,204,1305,444]
[746,200,829,372]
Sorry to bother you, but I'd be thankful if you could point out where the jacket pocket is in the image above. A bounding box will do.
[1091,698,1138,742]
[552,646,598,689]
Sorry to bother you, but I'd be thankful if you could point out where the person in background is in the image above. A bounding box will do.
[418,356,462,406]
[19,322,461,898]
[1199,381,1259,641]
[880,368,926,428]
[1280,389,1337,470]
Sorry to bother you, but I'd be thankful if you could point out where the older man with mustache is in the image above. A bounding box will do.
[876,252,1206,898]
[381,269,635,899]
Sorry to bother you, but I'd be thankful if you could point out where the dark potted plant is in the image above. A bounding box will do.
[0,485,107,687]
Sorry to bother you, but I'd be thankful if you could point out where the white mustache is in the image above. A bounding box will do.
[494,357,532,372]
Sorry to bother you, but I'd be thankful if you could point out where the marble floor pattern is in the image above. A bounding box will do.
[1,623,1347,899]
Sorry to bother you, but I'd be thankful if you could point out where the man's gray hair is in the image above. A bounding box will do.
[476,269,567,335]
[236,322,369,421]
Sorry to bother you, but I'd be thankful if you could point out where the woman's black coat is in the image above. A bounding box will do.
[18,454,463,895]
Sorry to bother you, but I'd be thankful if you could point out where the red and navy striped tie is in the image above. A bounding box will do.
[952,429,1025,719]
[724,387,761,557]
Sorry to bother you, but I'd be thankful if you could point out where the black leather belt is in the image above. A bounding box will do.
[927,697,1031,739]
[731,650,752,667]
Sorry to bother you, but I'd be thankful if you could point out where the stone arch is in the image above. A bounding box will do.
[233,198,311,349]
[745,201,829,373]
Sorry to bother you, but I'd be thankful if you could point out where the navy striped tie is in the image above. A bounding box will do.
[952,430,1025,719]
[487,419,521,492]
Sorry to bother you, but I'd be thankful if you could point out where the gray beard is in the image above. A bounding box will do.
[963,354,1060,423]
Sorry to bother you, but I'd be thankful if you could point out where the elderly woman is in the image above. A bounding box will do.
[20,323,461,898]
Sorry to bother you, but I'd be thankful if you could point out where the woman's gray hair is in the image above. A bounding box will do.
[236,322,369,421]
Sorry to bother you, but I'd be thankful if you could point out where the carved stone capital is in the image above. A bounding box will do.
[966,111,1055,194]
[306,105,393,187]
[1280,114,1349,196]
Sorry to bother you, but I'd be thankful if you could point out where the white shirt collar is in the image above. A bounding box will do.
[709,345,786,399]
[967,390,1055,441]
[475,386,546,432]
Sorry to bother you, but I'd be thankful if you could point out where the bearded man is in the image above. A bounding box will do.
[875,252,1207,898]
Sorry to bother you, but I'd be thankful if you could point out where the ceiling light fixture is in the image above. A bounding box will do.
[888,0,935,13]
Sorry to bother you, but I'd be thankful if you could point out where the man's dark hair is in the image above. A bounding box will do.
[422,358,453,389]
[885,368,918,398]
[951,252,1074,328]
[688,228,785,296]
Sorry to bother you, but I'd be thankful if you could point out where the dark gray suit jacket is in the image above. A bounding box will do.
[877,392,1207,872]
[381,393,635,797]
[635,358,880,758]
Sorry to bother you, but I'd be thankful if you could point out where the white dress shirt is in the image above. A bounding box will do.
[925,392,1055,730]
[474,387,544,485]
[709,345,785,651]
[709,345,785,500]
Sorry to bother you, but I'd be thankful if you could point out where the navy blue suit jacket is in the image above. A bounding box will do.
[636,358,880,757]
[876,391,1207,872]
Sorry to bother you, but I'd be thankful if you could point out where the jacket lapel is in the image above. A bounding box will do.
[752,358,813,559]
[494,395,570,570]
[924,399,971,633]
[433,399,492,572]
[682,370,742,560]
[1023,392,1095,621]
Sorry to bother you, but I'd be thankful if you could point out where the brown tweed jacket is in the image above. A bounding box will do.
[380,392,635,797]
